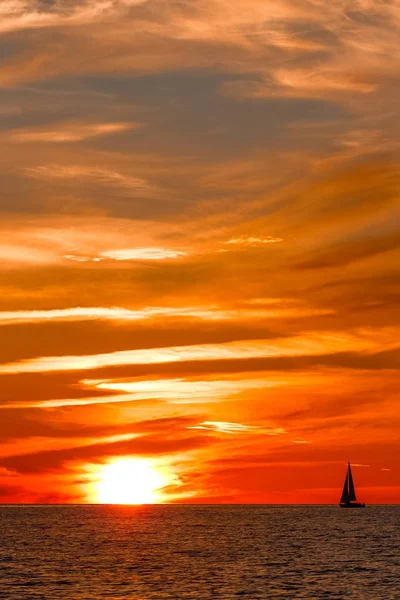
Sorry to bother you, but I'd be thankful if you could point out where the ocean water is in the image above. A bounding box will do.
[0,505,398,599]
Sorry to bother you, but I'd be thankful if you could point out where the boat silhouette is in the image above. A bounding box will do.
[339,462,365,508]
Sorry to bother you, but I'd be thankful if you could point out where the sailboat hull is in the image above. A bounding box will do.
[339,502,365,508]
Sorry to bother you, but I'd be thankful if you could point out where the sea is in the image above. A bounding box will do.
[0,505,398,599]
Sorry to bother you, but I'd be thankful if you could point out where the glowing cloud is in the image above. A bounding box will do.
[99,248,188,260]
[224,236,284,246]
[188,421,286,435]
[10,122,136,143]
[0,330,388,375]
[0,244,54,264]
[0,304,334,324]
[85,377,274,404]
[27,166,158,197]
[0,306,216,323]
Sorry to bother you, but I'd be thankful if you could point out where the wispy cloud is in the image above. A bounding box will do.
[83,377,272,404]
[100,248,187,261]
[188,421,286,435]
[0,328,396,375]
[10,122,137,143]
[0,305,225,323]
[0,303,334,323]
[1,0,397,100]
[26,165,157,196]
[64,248,187,262]
[0,306,216,323]
[224,236,284,247]
[0,1,137,34]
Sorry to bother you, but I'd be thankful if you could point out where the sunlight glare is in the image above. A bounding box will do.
[95,458,170,504]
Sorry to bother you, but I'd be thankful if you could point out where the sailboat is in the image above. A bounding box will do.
[339,462,365,508]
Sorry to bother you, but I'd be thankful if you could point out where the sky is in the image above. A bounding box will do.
[0,0,399,504]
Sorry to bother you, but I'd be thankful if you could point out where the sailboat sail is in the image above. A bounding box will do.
[339,462,364,507]
[340,471,349,504]
[347,464,357,501]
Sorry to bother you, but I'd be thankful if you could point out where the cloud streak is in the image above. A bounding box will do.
[188,421,286,435]
[0,328,396,374]
[0,303,334,324]
[10,122,137,143]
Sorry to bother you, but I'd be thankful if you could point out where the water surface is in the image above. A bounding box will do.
[0,505,398,599]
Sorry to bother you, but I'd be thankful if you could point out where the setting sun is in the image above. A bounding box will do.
[94,458,171,505]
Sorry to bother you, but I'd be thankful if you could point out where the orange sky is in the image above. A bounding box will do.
[0,0,399,504]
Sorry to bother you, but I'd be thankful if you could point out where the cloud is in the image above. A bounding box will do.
[0,1,139,35]
[0,328,391,375]
[224,236,284,247]
[0,302,335,325]
[0,306,215,323]
[82,377,273,405]
[0,243,55,264]
[26,165,157,197]
[10,122,137,143]
[99,248,187,260]
[1,0,398,103]
[64,239,287,262]
[0,307,143,323]
[8,364,389,409]
[294,223,400,270]
[0,430,211,474]
[188,421,286,435]
[189,421,257,433]
[0,410,199,443]
[273,67,377,96]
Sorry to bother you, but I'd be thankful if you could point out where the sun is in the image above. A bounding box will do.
[94,458,170,504]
